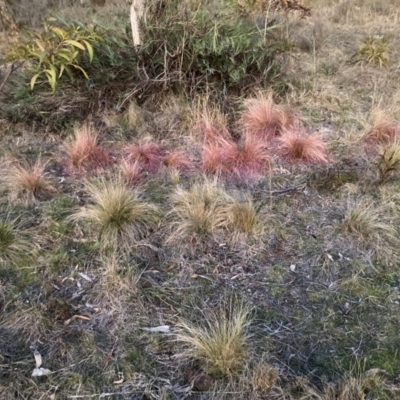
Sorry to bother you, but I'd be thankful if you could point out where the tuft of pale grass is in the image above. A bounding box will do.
[0,218,31,264]
[65,125,110,170]
[125,139,164,171]
[196,106,231,143]
[364,112,400,146]
[70,178,159,251]
[340,198,399,260]
[3,157,51,203]
[166,179,228,248]
[249,362,279,393]
[176,300,251,377]
[241,94,294,141]
[278,130,328,163]
[224,193,266,241]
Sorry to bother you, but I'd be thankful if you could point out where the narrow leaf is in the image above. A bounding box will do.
[64,39,85,50]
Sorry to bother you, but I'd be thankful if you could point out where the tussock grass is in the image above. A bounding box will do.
[65,125,110,170]
[278,130,328,164]
[120,159,142,184]
[166,179,228,249]
[162,150,193,170]
[364,112,400,146]
[224,193,266,242]
[70,178,159,251]
[351,36,391,68]
[125,139,164,171]
[0,218,31,265]
[2,157,51,203]
[375,142,400,184]
[196,105,230,144]
[241,94,294,141]
[176,300,251,377]
[340,197,399,260]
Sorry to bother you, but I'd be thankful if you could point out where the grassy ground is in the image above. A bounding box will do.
[1,0,400,398]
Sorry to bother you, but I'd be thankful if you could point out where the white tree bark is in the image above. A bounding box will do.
[130,0,144,46]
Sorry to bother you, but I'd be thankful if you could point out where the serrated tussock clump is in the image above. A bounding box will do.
[278,130,328,163]
[65,125,110,170]
[70,179,159,251]
[176,300,251,377]
[241,95,295,141]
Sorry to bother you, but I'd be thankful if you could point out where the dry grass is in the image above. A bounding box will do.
[364,112,400,146]
[2,157,51,203]
[162,150,193,170]
[125,139,165,171]
[0,218,31,265]
[120,159,142,184]
[340,197,399,260]
[65,125,110,170]
[70,178,159,251]
[278,130,328,163]
[375,142,400,184]
[241,94,295,141]
[224,193,266,242]
[202,134,270,181]
[176,300,251,377]
[166,179,228,248]
[196,106,231,144]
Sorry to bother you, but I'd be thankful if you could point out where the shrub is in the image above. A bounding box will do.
[176,300,251,377]
[278,130,328,163]
[5,20,101,92]
[70,178,159,251]
[351,36,391,68]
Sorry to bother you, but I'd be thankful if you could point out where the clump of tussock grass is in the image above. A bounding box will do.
[162,150,193,170]
[339,197,399,260]
[351,36,391,68]
[120,160,142,184]
[201,134,270,181]
[241,94,295,141]
[196,106,231,144]
[2,157,52,203]
[125,139,165,171]
[65,125,110,170]
[278,130,328,164]
[224,192,266,242]
[70,178,159,251]
[375,142,400,184]
[364,112,400,146]
[176,299,251,377]
[0,218,31,265]
[166,179,228,249]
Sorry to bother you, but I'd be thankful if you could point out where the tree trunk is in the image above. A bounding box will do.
[130,0,144,47]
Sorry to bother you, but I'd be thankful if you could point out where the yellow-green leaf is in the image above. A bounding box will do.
[64,39,85,50]
[30,73,41,90]
[44,67,57,92]
[82,40,94,62]
[59,63,65,78]
[71,64,89,79]
[51,27,66,40]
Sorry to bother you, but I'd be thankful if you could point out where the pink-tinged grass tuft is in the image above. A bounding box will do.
[196,108,231,144]
[121,160,142,184]
[163,150,193,170]
[202,134,270,181]
[65,126,110,170]
[365,122,400,146]
[278,130,328,164]
[241,96,294,141]
[125,140,165,171]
